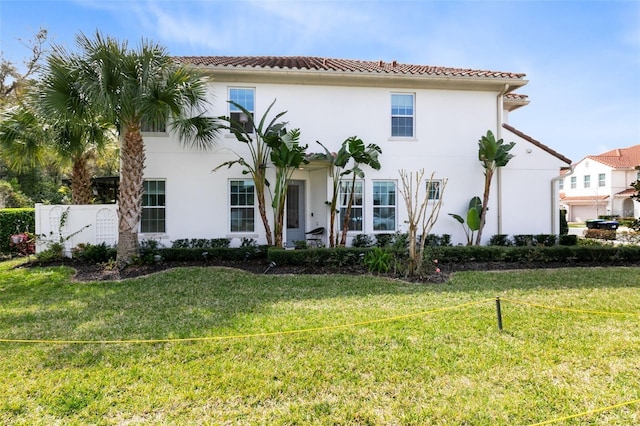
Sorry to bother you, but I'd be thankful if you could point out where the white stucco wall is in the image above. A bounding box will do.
[139,80,566,246]
[36,79,569,250]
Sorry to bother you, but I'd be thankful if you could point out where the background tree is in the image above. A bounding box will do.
[214,99,288,246]
[269,128,307,247]
[0,28,68,205]
[475,130,515,245]
[1,28,49,107]
[36,50,114,204]
[69,32,220,268]
[398,169,447,276]
[339,137,382,247]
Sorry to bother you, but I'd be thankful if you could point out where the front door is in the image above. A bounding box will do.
[286,180,305,248]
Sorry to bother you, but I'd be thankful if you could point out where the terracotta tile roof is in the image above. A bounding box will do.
[616,188,637,196]
[174,56,527,79]
[504,93,529,101]
[587,144,640,169]
[502,123,571,164]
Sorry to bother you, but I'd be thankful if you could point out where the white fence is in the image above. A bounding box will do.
[35,204,118,255]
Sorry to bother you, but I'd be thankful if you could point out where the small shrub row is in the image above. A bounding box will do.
[489,234,559,247]
[171,238,231,249]
[351,233,452,248]
[267,247,367,267]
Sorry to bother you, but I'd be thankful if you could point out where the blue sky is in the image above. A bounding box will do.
[1,0,639,163]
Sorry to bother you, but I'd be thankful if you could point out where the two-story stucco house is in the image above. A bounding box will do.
[35,56,572,250]
[559,145,640,222]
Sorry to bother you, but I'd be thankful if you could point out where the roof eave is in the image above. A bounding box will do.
[192,65,528,91]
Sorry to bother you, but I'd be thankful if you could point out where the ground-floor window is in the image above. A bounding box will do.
[141,180,166,233]
[339,180,363,231]
[373,180,396,231]
[230,180,255,232]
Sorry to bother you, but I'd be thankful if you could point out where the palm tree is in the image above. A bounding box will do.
[69,32,219,268]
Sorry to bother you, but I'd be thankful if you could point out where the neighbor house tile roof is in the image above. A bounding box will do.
[587,144,640,169]
[174,56,527,79]
[502,123,572,164]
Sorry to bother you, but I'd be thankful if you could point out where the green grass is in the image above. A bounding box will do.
[1,259,639,425]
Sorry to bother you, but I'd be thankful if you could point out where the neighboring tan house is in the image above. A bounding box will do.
[36,56,572,250]
[559,145,640,222]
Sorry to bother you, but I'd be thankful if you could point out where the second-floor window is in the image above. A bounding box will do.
[598,173,606,187]
[584,175,591,189]
[559,179,564,190]
[391,93,414,137]
[229,87,255,133]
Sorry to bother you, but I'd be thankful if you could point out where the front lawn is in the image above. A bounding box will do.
[1,260,638,424]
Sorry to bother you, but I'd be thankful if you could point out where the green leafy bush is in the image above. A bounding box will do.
[352,234,373,248]
[72,243,116,263]
[363,247,392,274]
[559,234,578,246]
[488,234,512,246]
[0,208,35,254]
[171,238,231,249]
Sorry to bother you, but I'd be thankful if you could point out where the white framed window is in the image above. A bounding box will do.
[230,180,255,232]
[427,179,442,200]
[391,93,414,137]
[141,180,166,233]
[229,87,255,133]
[559,179,564,190]
[584,175,591,189]
[570,176,577,189]
[373,180,396,231]
[598,173,606,187]
[339,180,363,232]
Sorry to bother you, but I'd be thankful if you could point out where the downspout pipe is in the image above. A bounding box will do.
[496,84,510,236]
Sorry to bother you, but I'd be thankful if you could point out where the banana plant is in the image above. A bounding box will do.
[449,196,482,245]
[214,99,287,246]
[476,130,515,245]
[269,128,307,248]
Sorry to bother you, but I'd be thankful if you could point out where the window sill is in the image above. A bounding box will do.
[139,233,169,239]
[388,137,417,142]
[226,233,258,238]
[141,131,169,137]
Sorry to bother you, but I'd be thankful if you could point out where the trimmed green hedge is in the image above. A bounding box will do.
[0,208,35,254]
[431,245,640,265]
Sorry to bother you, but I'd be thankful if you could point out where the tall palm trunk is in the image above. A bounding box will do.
[116,125,145,269]
[339,176,357,247]
[255,167,273,246]
[70,153,93,204]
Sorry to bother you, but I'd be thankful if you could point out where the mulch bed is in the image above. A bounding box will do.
[20,257,638,284]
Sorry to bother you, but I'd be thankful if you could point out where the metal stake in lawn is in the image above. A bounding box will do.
[496,297,503,331]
